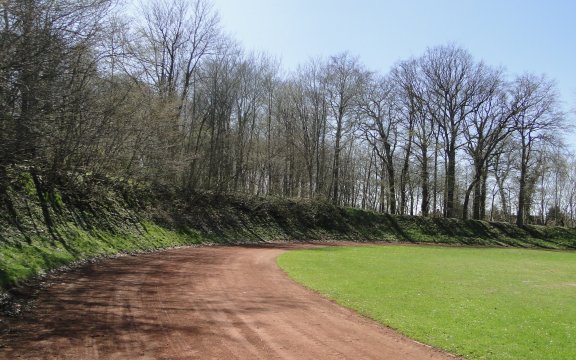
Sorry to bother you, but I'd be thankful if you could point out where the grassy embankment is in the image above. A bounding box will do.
[1,168,576,290]
[278,246,576,360]
[0,170,200,289]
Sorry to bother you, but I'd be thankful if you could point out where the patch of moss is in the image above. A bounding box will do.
[0,222,200,288]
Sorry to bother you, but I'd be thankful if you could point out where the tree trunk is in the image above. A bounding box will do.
[433,131,440,216]
[445,141,457,218]
[386,161,397,214]
[332,114,343,205]
[479,168,488,219]
[517,147,528,226]
[379,159,387,213]
[420,145,430,216]
[462,180,475,220]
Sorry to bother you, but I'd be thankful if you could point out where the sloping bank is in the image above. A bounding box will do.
[1,169,576,291]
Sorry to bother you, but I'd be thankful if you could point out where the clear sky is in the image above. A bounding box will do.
[211,0,576,146]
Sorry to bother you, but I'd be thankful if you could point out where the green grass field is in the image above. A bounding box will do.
[278,246,576,360]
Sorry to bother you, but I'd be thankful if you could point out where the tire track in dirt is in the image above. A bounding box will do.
[0,244,459,359]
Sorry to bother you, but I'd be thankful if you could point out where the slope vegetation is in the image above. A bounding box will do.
[1,169,575,290]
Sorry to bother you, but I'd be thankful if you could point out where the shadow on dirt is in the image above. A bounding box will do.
[0,247,306,358]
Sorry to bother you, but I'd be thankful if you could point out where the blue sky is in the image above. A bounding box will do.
[211,0,576,146]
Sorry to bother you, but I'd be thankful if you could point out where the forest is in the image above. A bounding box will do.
[0,0,573,228]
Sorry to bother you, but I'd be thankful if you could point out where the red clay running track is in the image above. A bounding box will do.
[0,245,459,359]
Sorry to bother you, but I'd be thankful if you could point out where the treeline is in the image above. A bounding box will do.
[0,0,573,227]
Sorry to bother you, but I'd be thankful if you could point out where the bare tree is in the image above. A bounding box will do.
[389,59,434,216]
[420,45,494,218]
[357,73,399,213]
[0,0,112,172]
[298,58,330,198]
[511,74,563,226]
[128,0,220,184]
[461,67,513,220]
[392,59,427,215]
[324,52,365,205]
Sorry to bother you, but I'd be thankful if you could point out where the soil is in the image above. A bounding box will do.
[0,244,458,359]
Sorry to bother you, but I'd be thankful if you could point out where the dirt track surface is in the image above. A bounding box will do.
[1,245,457,359]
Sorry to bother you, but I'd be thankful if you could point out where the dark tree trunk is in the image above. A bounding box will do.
[445,140,457,218]
[332,111,344,205]
[420,142,430,216]
[517,145,528,226]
